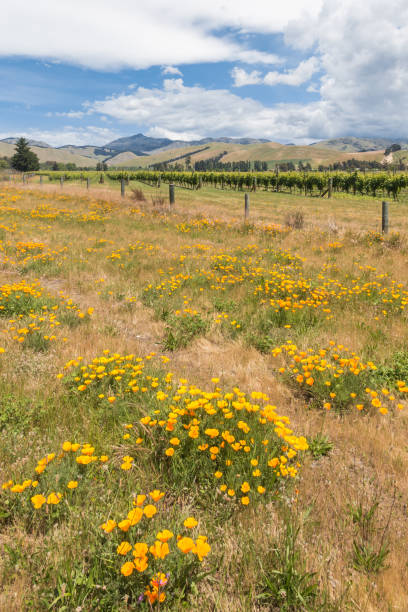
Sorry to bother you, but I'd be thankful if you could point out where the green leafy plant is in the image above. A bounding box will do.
[163,312,208,351]
[348,495,394,575]
[257,515,318,611]
[307,433,333,459]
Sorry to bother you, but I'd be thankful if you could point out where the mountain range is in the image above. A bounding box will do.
[1,134,407,168]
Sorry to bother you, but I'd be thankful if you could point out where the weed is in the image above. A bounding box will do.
[285,210,304,229]
[348,493,395,576]
[0,390,36,433]
[151,194,166,208]
[131,188,146,202]
[307,433,333,459]
[23,330,51,352]
[257,514,318,611]
[352,540,389,574]
[374,350,408,387]
[163,312,208,350]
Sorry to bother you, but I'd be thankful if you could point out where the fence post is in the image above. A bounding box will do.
[328,177,332,198]
[382,201,389,234]
[40,175,43,185]
[252,177,257,192]
[60,176,64,189]
[198,176,202,190]
[169,183,175,207]
[121,179,125,198]
[157,175,161,188]
[22,174,26,184]
[245,193,249,220]
[86,177,90,190]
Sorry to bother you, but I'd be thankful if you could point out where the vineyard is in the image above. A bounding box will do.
[36,169,408,199]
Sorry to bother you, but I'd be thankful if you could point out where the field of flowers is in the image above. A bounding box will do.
[0,183,408,610]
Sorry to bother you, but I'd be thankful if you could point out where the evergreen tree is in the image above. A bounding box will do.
[11,138,40,172]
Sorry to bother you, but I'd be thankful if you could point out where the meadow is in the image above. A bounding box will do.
[0,177,408,611]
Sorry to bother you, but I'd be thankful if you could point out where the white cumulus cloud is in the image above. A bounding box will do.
[231,67,262,86]
[87,78,331,142]
[232,57,320,87]
[162,66,183,76]
[0,0,320,69]
[264,57,320,86]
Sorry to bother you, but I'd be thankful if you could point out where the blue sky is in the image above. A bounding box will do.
[1,0,407,146]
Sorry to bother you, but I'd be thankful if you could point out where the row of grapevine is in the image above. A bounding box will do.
[37,170,408,198]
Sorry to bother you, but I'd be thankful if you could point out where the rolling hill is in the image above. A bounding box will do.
[0,133,397,169]
[0,141,100,167]
[310,137,408,152]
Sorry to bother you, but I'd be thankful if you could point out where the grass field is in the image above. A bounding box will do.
[0,178,408,611]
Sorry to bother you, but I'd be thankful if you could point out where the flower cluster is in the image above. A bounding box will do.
[273,341,407,414]
[0,280,93,349]
[100,490,210,605]
[2,440,108,510]
[60,351,308,506]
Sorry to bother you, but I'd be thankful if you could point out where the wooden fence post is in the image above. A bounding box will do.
[86,177,90,190]
[328,177,332,198]
[382,201,389,234]
[245,193,249,220]
[121,179,125,197]
[169,183,175,207]
[60,176,64,189]
[22,174,26,184]
[40,175,43,185]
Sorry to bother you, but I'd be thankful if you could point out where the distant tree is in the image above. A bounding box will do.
[384,143,401,156]
[11,138,40,172]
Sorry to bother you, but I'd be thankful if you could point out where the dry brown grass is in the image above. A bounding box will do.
[0,182,408,610]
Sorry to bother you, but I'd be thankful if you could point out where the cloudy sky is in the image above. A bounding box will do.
[1,0,407,146]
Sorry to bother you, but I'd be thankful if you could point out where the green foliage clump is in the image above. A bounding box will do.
[11,138,40,172]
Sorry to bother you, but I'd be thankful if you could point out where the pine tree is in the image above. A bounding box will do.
[11,138,40,172]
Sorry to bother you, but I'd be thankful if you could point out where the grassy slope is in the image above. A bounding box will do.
[102,141,386,168]
[309,137,400,152]
[0,142,100,167]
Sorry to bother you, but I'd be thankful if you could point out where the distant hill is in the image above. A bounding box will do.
[105,133,273,156]
[106,133,174,154]
[0,132,401,169]
[106,151,142,167]
[1,137,51,148]
[0,141,100,167]
[310,137,408,152]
